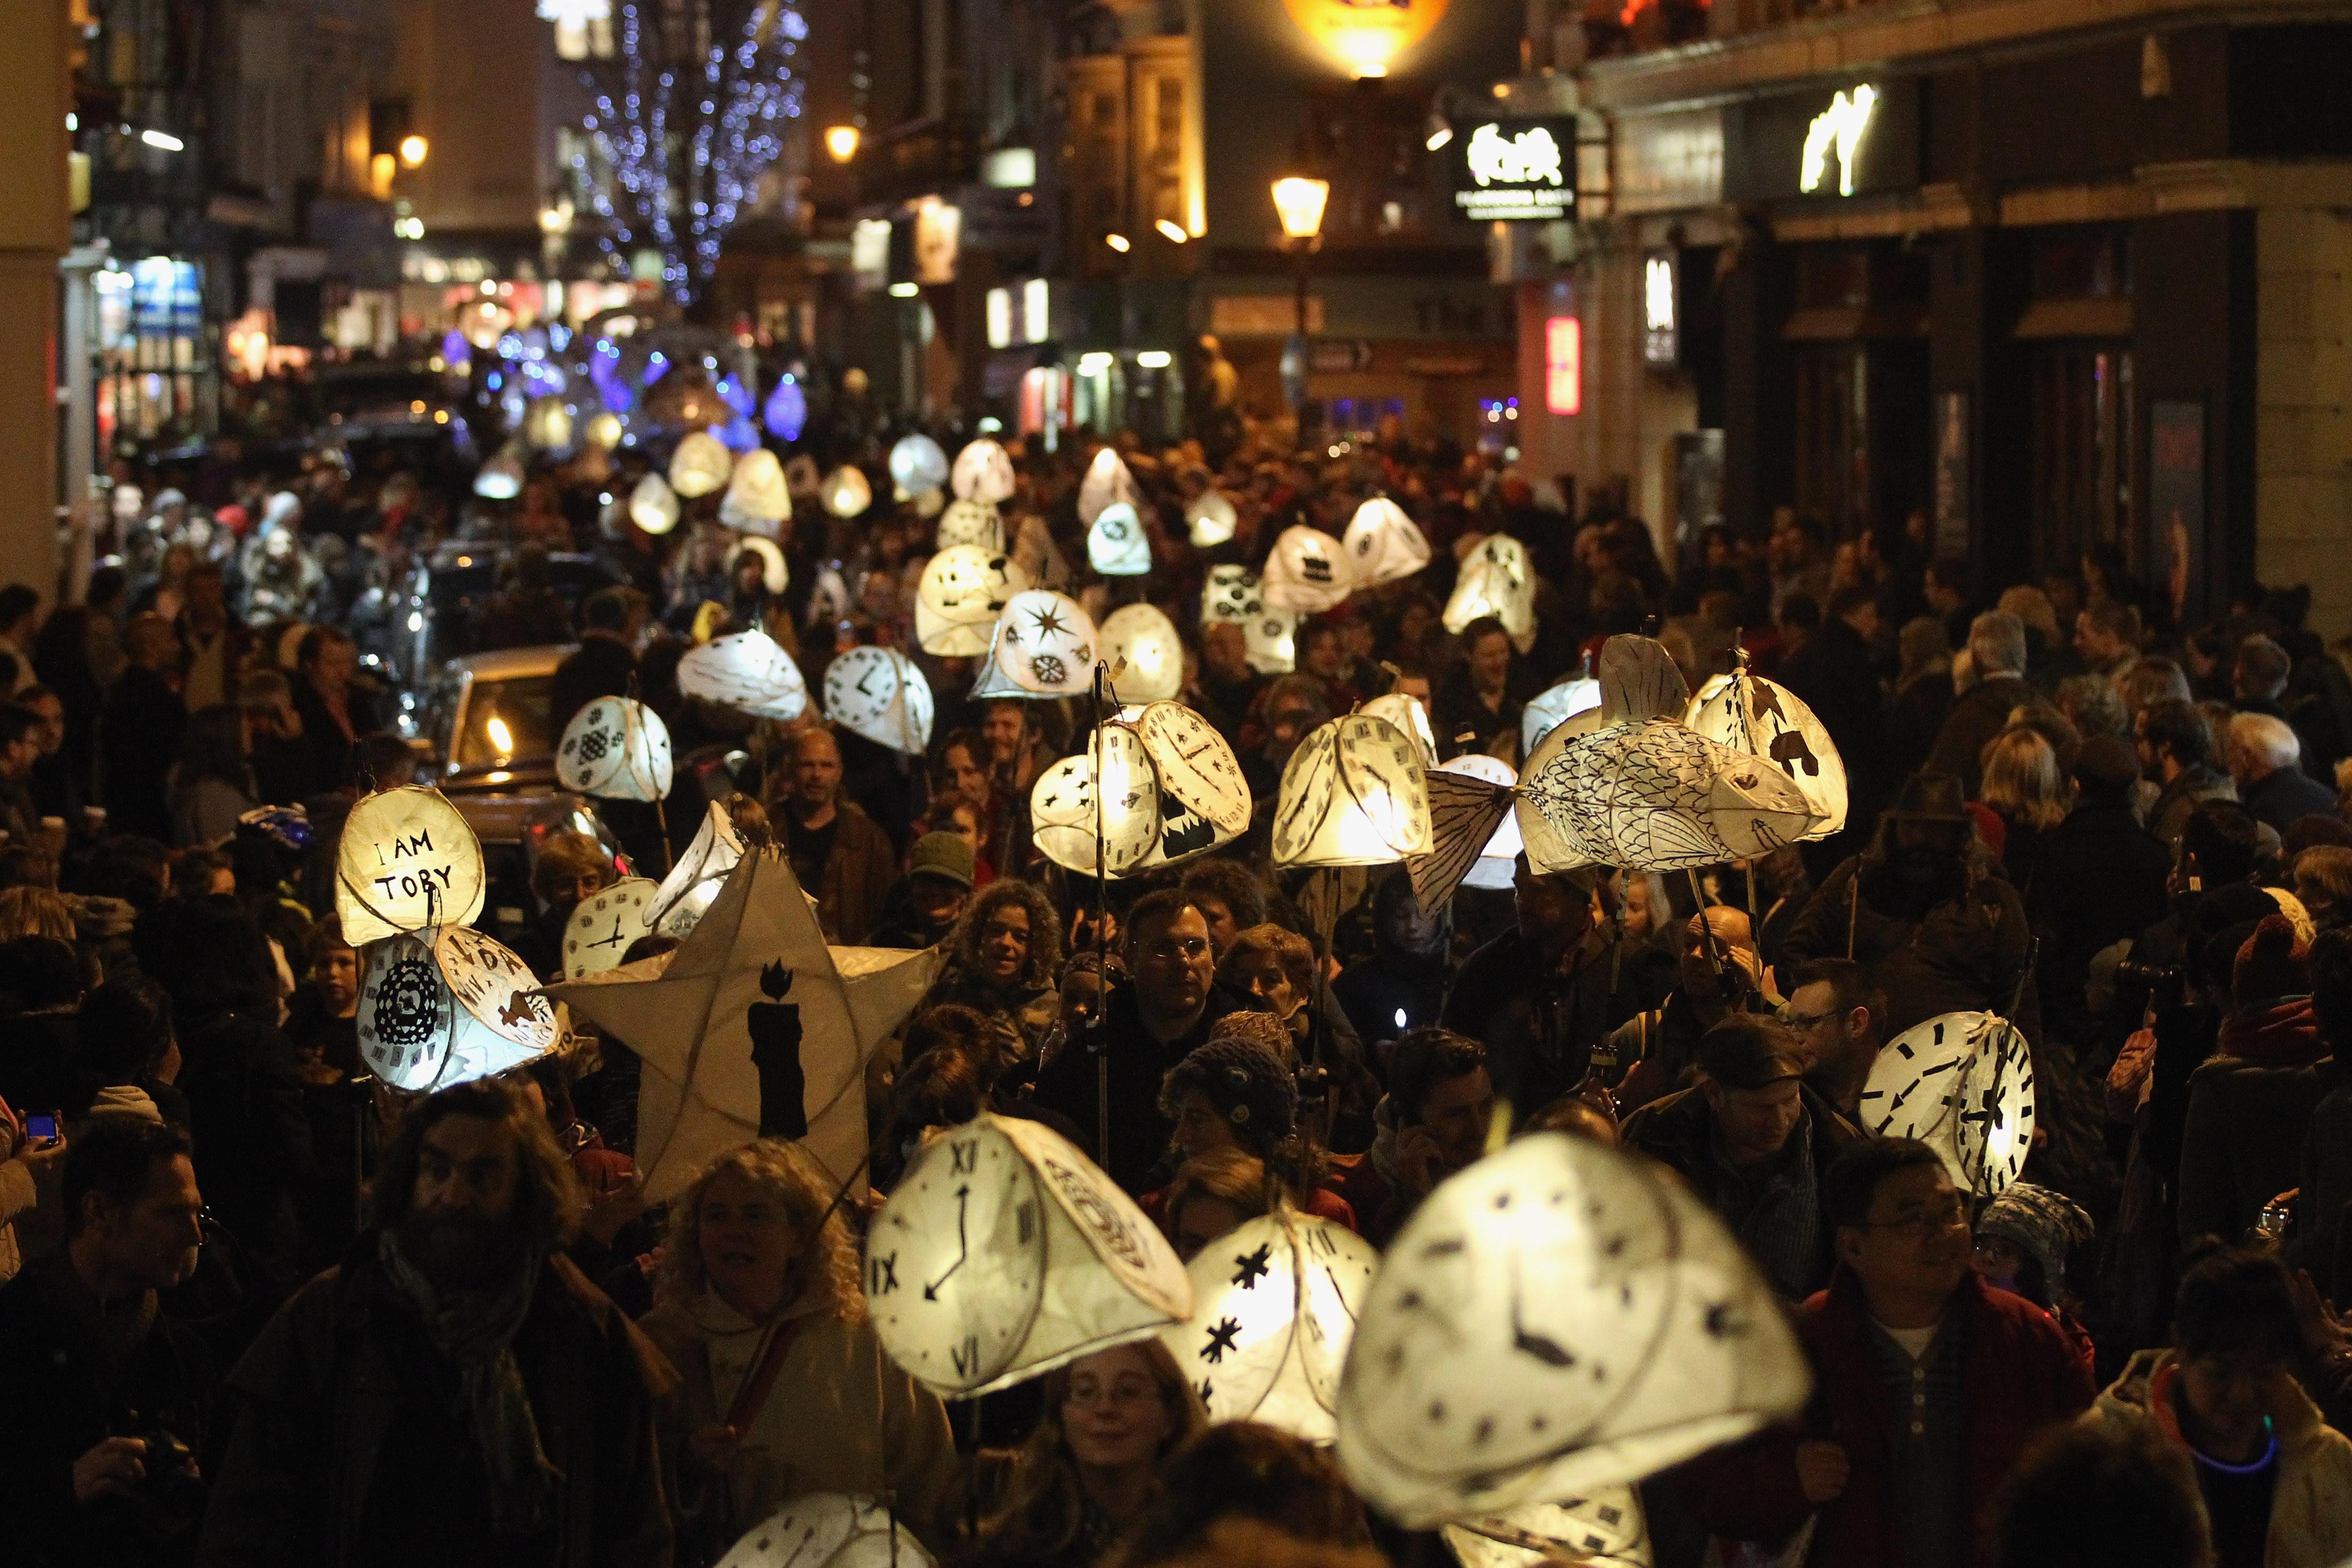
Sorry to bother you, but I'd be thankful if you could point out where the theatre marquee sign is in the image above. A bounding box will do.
[1449,116,1577,223]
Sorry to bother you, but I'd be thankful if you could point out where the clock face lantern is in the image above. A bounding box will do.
[822,465,873,519]
[1157,1209,1380,1442]
[1440,1492,1653,1568]
[628,473,682,536]
[1344,497,1432,588]
[557,697,675,802]
[1522,674,1603,756]
[563,876,659,978]
[335,786,489,947]
[1859,1011,2036,1197]
[1099,602,1184,702]
[357,924,558,1093]
[916,546,1026,658]
[823,646,935,755]
[1687,667,1849,840]
[670,430,735,499]
[1335,1132,1810,1528]
[677,629,810,722]
[1077,445,1139,527]
[1087,501,1152,576]
[951,437,1016,506]
[936,497,1006,554]
[1030,702,1249,878]
[1360,692,1439,768]
[887,433,950,497]
[870,1113,1192,1398]
[649,801,749,937]
[1186,489,1238,547]
[1264,524,1356,616]
[983,589,1098,698]
[1272,714,1433,869]
[713,1493,937,1568]
[1444,534,1538,653]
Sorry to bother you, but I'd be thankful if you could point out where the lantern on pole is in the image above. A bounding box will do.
[1409,754,1520,911]
[563,877,660,978]
[1858,1012,2036,1197]
[976,590,1097,699]
[1444,534,1536,653]
[951,437,1016,505]
[1087,502,1152,576]
[356,924,558,1093]
[916,546,1026,658]
[1343,497,1431,587]
[888,433,950,497]
[1359,692,1438,767]
[335,786,489,947]
[648,801,748,937]
[676,629,809,721]
[670,431,735,498]
[870,1113,1192,1397]
[557,697,675,801]
[1099,603,1184,702]
[1687,661,1849,840]
[1263,524,1356,615]
[1271,713,1433,868]
[823,646,935,755]
[1522,672,1601,756]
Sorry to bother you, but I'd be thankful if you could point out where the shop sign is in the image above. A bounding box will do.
[1724,78,1916,203]
[1310,340,1374,372]
[1799,86,1878,197]
[1643,251,1678,367]
[1450,116,1577,224]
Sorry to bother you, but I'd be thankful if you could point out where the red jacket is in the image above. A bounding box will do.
[1674,1270,2093,1568]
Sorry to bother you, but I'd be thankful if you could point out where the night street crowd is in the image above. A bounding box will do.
[4,399,2352,1568]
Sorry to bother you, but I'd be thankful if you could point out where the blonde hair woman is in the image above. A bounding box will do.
[0,886,76,943]
[637,1140,957,1557]
[1978,727,2069,887]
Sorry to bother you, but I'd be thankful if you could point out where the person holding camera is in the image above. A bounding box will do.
[0,1117,215,1568]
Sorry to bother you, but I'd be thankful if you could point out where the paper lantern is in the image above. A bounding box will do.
[951,438,1016,506]
[1263,525,1356,616]
[547,849,939,1201]
[584,410,625,450]
[472,452,526,500]
[1087,501,1152,576]
[1202,565,1264,626]
[1272,714,1433,868]
[1859,1012,2036,1197]
[1011,511,1072,590]
[720,448,791,534]
[715,1494,936,1568]
[986,590,1098,697]
[1136,702,1252,847]
[916,546,1025,658]
[871,1112,1192,1397]
[1335,1132,1810,1528]
[822,465,872,518]
[824,645,935,755]
[356,925,557,1093]
[649,801,748,937]
[1444,535,1536,654]
[1247,607,1299,675]
[564,877,659,978]
[1360,693,1438,767]
[888,433,951,497]
[671,430,735,498]
[556,697,675,802]
[629,473,682,536]
[1100,603,1183,702]
[1517,637,1816,872]
[1410,755,1521,910]
[678,629,809,721]
[1441,1492,1652,1568]
[1031,726,1163,877]
[1186,489,1238,547]
[1077,445,1139,527]
[1687,669,1848,840]
[335,786,490,947]
[1522,675,1601,756]
[936,498,1005,554]
[1157,1209,1380,1442]
[524,396,574,451]
[761,377,807,442]
[1344,497,1431,588]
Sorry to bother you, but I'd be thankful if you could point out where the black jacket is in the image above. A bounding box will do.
[1779,617,1892,821]
[1926,674,2035,797]
[1442,929,1645,1114]
[175,1012,315,1283]
[100,665,188,841]
[550,635,637,740]
[2027,799,2172,1045]
[1032,979,1252,1193]
[2241,764,2339,837]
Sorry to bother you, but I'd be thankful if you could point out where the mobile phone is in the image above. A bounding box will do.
[25,1112,61,1145]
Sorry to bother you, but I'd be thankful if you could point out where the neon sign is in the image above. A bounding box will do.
[1799,85,1878,197]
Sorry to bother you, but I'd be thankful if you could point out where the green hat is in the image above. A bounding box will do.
[907,832,975,888]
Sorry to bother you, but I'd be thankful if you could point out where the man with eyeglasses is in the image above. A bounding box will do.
[1682,1139,2093,1568]
[1034,888,1251,1193]
[1780,957,1887,1125]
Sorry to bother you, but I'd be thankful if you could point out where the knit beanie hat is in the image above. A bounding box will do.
[1975,1182,2093,1291]
[2233,914,2311,1010]
[1162,1033,1296,1152]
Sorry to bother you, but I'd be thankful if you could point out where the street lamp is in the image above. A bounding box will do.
[1271,175,1329,411]
[824,124,861,162]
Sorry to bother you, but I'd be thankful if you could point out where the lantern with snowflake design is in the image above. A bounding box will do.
[356,924,557,1093]
[1087,501,1152,576]
[557,697,674,801]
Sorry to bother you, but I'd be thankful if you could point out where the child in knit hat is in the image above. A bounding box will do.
[1147,1020,1359,1244]
[1975,1181,2098,1375]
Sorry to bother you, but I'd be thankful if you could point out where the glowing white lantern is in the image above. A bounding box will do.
[936,498,1005,554]
[1263,524,1356,615]
[1344,497,1431,588]
[1271,714,1433,868]
[629,473,682,536]
[822,465,873,518]
[556,697,674,801]
[1158,1209,1380,1442]
[987,590,1097,696]
[1100,603,1184,702]
[871,1112,1192,1397]
[1412,754,1522,908]
[720,447,791,534]
[1077,445,1139,527]
[670,431,735,499]
[916,546,1025,658]
[1522,674,1602,756]
[356,925,557,1093]
[1186,489,1238,548]
[1361,692,1438,767]
[1202,565,1264,626]
[1031,726,1162,877]
[888,433,950,496]
[335,786,489,947]
[951,437,1016,505]
[472,452,526,500]
[1859,1012,2036,1197]
[584,410,625,450]
[524,396,574,451]
[1011,512,1071,590]
[1336,1132,1810,1527]
[1136,702,1252,850]
[1441,1493,1653,1568]
[823,645,935,755]
[909,486,946,520]
[1687,668,1848,839]
[1087,501,1152,576]
[563,877,659,978]
[715,1494,937,1568]
[649,801,748,937]
[1247,607,1299,675]
[1444,534,1537,653]
[677,629,809,721]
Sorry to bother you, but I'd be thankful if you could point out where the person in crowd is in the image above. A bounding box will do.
[282,915,360,1081]
[971,1341,1209,1568]
[512,829,615,979]
[0,699,48,847]
[1215,923,1377,1154]
[2075,600,2143,686]
[1607,905,1766,1114]
[1444,857,1624,1114]
[638,1138,956,1556]
[2083,1244,2352,1568]
[914,878,1064,1066]
[918,786,993,886]
[167,705,258,849]
[550,587,638,738]
[0,1118,213,1568]
[1622,1015,1864,1299]
[1781,583,1893,864]
[100,613,188,843]
[1332,1027,1494,1248]
[1331,874,1450,1062]
[237,670,316,806]
[1152,1020,1355,1230]
[1159,1145,1271,1261]
[1682,1138,2095,1568]
[1781,956,1888,1125]
[176,562,245,713]
[1977,727,2070,890]
[289,627,374,790]
[199,1078,673,1568]
[1432,616,1529,757]
[774,725,896,944]
[0,933,94,1131]
[0,1085,70,1281]
[73,979,189,1132]
[1176,858,1266,959]
[2028,732,2174,1044]
[2228,711,2337,836]
[867,831,975,950]
[1929,611,2036,795]
[1973,1181,2099,1373]
[1989,1419,2211,1568]
[1107,1421,1374,1566]
[936,727,1011,879]
[2140,696,2238,855]
[1195,620,1263,748]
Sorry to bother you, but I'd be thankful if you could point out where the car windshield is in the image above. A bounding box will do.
[453,675,556,770]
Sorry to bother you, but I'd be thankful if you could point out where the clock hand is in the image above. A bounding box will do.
[1509,1258,1575,1367]
[923,1186,971,1299]
[591,915,627,949]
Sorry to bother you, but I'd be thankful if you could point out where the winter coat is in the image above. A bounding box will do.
[1779,616,1893,835]
[2176,1035,2330,1247]
[1031,979,1253,1194]
[2148,763,2238,855]
[1442,928,1631,1114]
[2294,1068,2352,1298]
[2084,1349,2352,1568]
[2241,764,2340,838]
[1927,674,2035,797]
[1780,854,2043,1044]
[175,1011,314,1281]
[916,967,1060,1066]
[2026,799,2172,1046]
[637,1290,957,1560]
[792,801,898,947]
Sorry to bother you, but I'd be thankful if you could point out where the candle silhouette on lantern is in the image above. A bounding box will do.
[749,960,807,1139]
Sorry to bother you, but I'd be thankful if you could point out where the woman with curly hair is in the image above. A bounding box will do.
[915,878,1063,1065]
[969,1340,1206,1568]
[636,1140,957,1556]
